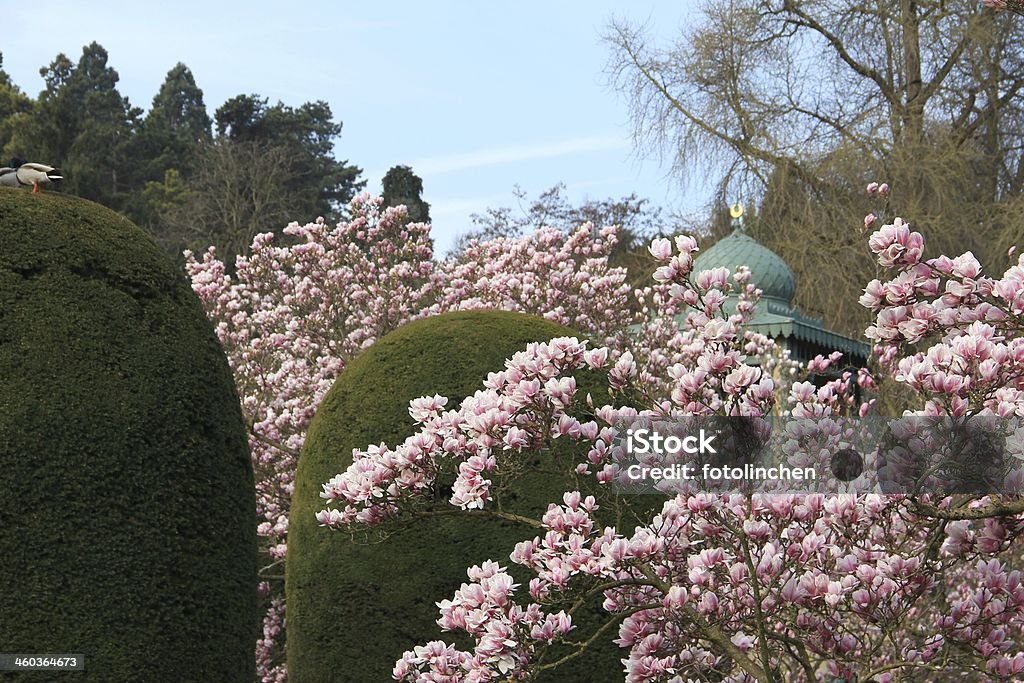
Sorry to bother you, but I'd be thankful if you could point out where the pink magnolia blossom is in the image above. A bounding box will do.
[199,187,1024,681]
[315,199,1023,682]
[191,193,800,679]
[187,196,648,679]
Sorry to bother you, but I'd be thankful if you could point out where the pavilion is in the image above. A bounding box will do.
[688,207,870,369]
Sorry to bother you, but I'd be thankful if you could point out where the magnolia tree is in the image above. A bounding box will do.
[186,194,701,681]
[316,188,1024,682]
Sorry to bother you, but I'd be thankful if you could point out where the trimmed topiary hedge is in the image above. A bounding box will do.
[0,189,258,681]
[287,310,624,683]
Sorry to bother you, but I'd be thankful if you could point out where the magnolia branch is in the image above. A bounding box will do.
[635,565,772,682]
[911,497,1024,520]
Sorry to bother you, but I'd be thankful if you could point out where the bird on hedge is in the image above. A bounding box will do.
[0,158,62,193]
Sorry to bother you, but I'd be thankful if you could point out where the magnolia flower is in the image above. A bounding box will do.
[197,190,1024,683]
[648,237,673,260]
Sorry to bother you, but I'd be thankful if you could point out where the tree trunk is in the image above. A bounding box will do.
[900,0,924,148]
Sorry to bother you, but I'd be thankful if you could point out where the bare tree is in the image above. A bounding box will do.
[162,139,297,263]
[606,1,1024,335]
[456,183,666,291]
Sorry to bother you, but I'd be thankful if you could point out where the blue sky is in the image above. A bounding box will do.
[4,1,704,253]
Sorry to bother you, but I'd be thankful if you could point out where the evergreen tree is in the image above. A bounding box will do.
[381,165,430,224]
[215,94,363,221]
[125,63,211,228]
[0,53,33,155]
[9,43,140,208]
[1,44,366,266]
[140,63,211,178]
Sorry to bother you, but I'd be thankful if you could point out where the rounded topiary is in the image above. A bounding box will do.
[287,310,624,683]
[0,189,258,681]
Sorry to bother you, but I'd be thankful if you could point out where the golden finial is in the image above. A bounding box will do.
[729,203,744,231]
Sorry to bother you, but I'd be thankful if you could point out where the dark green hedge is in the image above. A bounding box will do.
[287,310,625,683]
[0,188,258,681]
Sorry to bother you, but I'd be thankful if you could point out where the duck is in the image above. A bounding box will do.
[0,158,62,193]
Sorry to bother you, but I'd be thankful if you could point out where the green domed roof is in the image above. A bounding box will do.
[683,226,870,364]
[694,229,796,305]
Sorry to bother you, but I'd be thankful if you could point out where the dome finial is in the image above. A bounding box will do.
[729,202,745,232]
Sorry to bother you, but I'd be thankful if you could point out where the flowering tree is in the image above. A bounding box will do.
[317,191,1024,681]
[186,194,670,681]
[186,195,441,680]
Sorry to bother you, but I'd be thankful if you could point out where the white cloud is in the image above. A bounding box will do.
[423,194,512,255]
[410,135,628,176]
